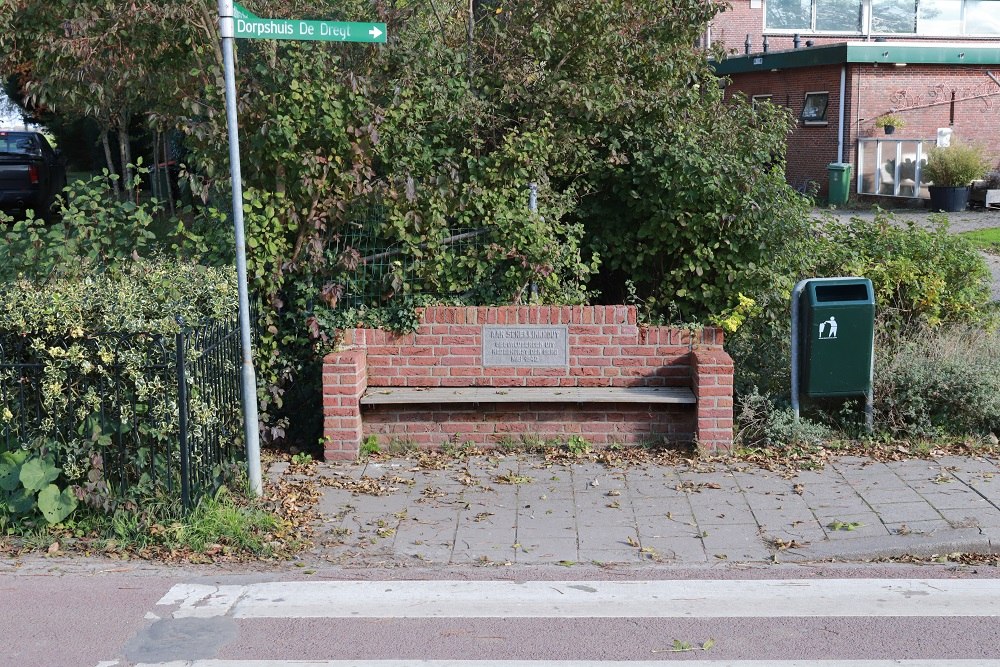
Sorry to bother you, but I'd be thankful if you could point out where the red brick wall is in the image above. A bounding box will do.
[853,65,1000,160]
[726,64,848,196]
[322,306,734,459]
[726,63,1000,198]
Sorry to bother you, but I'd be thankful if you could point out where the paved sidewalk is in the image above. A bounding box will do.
[280,452,1000,567]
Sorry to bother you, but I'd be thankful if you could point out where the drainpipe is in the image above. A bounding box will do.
[837,65,847,164]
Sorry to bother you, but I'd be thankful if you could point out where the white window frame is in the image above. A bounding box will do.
[763,0,1000,37]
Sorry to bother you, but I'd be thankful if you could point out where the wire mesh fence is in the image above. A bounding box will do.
[0,318,244,511]
[325,202,490,308]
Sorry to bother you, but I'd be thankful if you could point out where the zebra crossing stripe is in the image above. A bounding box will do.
[155,579,1000,619]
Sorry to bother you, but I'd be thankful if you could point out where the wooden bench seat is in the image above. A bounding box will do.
[361,386,697,406]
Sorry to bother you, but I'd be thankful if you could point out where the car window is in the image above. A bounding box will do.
[0,132,39,155]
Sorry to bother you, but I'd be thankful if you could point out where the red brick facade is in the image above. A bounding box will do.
[712,2,1000,200]
[725,63,1000,198]
[322,306,734,460]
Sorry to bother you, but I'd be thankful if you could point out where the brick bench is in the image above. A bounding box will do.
[323,305,734,460]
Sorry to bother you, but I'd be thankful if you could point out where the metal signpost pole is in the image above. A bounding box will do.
[218,0,263,496]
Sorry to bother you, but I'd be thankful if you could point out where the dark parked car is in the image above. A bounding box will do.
[0,130,67,219]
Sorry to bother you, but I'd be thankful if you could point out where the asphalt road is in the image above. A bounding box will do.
[5,559,1000,667]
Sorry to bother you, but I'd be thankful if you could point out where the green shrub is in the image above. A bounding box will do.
[876,325,1000,437]
[923,143,990,187]
[0,256,237,335]
[812,212,994,331]
[0,258,239,516]
[734,388,832,451]
[727,209,994,403]
[0,168,162,282]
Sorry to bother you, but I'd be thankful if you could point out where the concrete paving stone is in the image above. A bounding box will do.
[886,459,950,480]
[833,461,900,482]
[629,495,693,517]
[962,481,1000,504]
[575,548,645,564]
[688,500,758,527]
[518,521,577,538]
[623,480,691,500]
[732,476,799,496]
[934,455,1000,472]
[882,518,956,536]
[518,499,576,518]
[635,516,699,536]
[573,475,628,495]
[938,506,1000,528]
[741,492,811,514]
[514,538,579,563]
[817,513,891,539]
[578,525,639,551]
[750,508,822,531]
[916,488,993,510]
[635,536,708,563]
[514,480,573,496]
[795,480,864,498]
[696,522,770,553]
[518,514,577,534]
[455,520,516,542]
[576,515,638,537]
[759,525,828,546]
[450,549,516,565]
[635,513,700,534]
[397,546,455,564]
[855,487,927,505]
[518,525,577,542]
[867,500,944,523]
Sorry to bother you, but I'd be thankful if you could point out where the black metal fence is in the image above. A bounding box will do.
[0,318,244,511]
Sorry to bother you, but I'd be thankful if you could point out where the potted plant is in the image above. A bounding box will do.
[874,113,905,135]
[923,143,989,212]
[970,169,1000,209]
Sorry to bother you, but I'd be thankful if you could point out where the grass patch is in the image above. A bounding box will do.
[957,227,1000,254]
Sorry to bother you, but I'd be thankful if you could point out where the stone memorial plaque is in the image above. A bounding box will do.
[482,325,569,367]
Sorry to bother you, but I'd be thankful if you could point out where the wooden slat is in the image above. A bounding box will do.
[360,386,696,405]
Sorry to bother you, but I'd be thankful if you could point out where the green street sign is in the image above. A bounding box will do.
[233,2,386,43]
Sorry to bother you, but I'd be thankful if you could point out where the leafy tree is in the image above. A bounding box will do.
[3,0,812,450]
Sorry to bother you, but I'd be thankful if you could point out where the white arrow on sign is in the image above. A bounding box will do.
[368,26,383,39]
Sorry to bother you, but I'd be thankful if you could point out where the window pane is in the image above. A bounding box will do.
[966,0,1000,34]
[918,0,962,34]
[859,140,879,194]
[801,92,829,123]
[817,0,863,30]
[872,0,917,32]
[766,0,812,29]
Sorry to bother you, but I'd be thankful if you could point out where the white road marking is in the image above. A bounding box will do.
[131,659,1000,667]
[152,579,1000,619]
[155,583,244,618]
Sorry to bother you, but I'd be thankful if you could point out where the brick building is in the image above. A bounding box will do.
[710,0,1000,202]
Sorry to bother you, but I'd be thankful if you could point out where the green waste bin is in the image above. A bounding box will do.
[800,278,874,398]
[827,162,852,206]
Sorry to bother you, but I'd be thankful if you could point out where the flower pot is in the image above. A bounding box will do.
[883,125,895,135]
[928,185,970,212]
